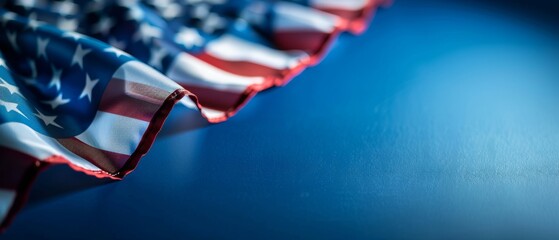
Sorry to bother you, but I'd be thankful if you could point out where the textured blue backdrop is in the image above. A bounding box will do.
[5,0,559,238]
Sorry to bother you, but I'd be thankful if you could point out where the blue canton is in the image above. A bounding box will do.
[0,10,133,138]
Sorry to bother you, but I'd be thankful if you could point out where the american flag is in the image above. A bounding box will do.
[0,0,388,231]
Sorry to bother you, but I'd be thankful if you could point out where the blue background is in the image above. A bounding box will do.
[5,0,559,238]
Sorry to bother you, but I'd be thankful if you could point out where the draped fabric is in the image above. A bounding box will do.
[0,0,388,231]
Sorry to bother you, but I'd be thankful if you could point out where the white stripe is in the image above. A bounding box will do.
[178,93,228,121]
[167,53,264,93]
[75,111,149,155]
[179,95,199,110]
[0,123,101,171]
[0,189,15,224]
[201,108,226,120]
[273,2,338,33]
[113,59,204,116]
[206,34,309,70]
[112,60,182,93]
[310,0,368,10]
[177,98,225,122]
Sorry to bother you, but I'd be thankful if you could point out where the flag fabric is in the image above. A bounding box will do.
[0,0,388,231]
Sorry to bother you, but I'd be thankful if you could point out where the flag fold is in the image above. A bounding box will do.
[0,0,388,231]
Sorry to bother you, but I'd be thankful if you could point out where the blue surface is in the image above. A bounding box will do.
[5,0,559,239]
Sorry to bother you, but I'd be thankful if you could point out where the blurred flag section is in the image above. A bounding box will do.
[0,0,388,231]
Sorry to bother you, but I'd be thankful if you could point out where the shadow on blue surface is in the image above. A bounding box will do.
[26,166,114,207]
[158,105,211,137]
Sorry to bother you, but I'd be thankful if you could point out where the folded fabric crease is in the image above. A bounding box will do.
[0,0,388,231]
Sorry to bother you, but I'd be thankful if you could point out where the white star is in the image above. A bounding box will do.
[127,5,144,21]
[150,0,172,8]
[58,17,78,31]
[117,0,139,7]
[0,99,27,119]
[26,13,41,31]
[86,0,105,12]
[16,0,34,10]
[134,23,162,44]
[42,93,70,109]
[71,44,91,69]
[22,60,37,85]
[7,30,18,52]
[0,77,25,98]
[37,37,49,60]
[148,46,167,70]
[34,109,62,128]
[2,12,17,26]
[104,46,129,58]
[201,13,226,33]
[191,3,210,19]
[109,37,126,49]
[161,3,182,19]
[53,1,78,15]
[27,20,41,31]
[79,74,99,102]
[28,12,37,20]
[92,17,114,35]
[175,27,204,48]
[48,65,62,91]
[62,31,84,41]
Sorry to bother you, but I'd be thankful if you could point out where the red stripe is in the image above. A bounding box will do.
[194,52,284,78]
[275,28,343,67]
[178,83,250,112]
[193,52,309,87]
[98,78,171,121]
[57,138,130,174]
[274,31,332,54]
[318,8,364,22]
